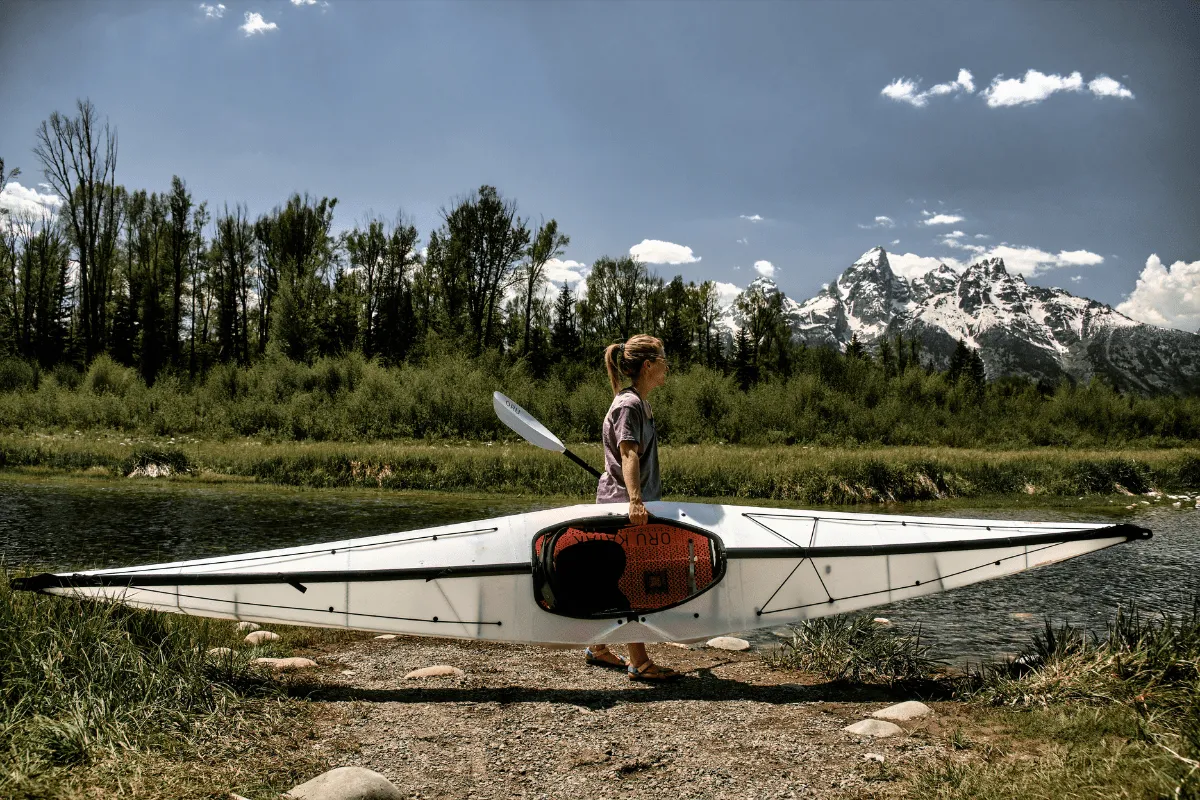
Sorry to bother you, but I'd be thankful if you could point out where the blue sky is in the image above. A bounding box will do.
[2,0,1198,329]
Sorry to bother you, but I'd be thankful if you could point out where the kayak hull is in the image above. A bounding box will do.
[13,502,1150,645]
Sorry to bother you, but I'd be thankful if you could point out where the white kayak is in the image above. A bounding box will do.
[12,502,1150,645]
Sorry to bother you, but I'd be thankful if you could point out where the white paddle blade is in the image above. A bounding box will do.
[493,392,566,453]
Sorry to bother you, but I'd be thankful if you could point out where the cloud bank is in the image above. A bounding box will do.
[753,260,776,278]
[881,69,975,107]
[1116,254,1200,332]
[240,11,278,35]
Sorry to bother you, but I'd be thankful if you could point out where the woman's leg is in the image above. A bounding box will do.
[626,643,650,668]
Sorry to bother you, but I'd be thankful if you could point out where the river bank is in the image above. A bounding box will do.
[2,433,1198,503]
[3,579,1195,799]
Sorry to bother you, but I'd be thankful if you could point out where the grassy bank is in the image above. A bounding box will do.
[2,433,1198,503]
[768,605,1200,798]
[0,566,360,799]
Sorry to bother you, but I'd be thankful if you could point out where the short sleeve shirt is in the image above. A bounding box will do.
[596,388,661,503]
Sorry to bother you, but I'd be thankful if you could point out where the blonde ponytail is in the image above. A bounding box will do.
[603,334,664,397]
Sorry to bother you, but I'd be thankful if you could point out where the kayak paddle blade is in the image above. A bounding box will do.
[493,392,566,453]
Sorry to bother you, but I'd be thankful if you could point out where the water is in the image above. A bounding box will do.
[2,476,1196,663]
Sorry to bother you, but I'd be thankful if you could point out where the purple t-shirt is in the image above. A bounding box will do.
[596,388,661,503]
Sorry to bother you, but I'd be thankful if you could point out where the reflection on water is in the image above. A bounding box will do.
[1,477,1195,663]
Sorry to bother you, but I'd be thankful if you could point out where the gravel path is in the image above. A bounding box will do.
[297,636,962,799]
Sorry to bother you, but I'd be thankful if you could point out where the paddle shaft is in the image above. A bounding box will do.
[564,448,602,480]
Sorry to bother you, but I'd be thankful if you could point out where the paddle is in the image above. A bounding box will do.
[492,391,601,480]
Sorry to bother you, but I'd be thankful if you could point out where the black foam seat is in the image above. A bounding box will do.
[551,539,631,616]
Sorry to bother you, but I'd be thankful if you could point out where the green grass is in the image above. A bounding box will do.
[764,615,944,688]
[0,565,361,799]
[2,433,1197,503]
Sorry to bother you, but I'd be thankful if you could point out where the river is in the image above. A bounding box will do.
[2,476,1196,664]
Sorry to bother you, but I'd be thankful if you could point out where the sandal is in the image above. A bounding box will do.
[627,660,681,682]
[585,647,628,670]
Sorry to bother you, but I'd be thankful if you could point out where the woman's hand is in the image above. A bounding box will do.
[628,497,648,526]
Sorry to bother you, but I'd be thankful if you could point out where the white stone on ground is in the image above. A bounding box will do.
[663,642,691,649]
[863,753,885,763]
[253,657,318,671]
[236,621,261,632]
[404,665,465,679]
[1010,612,1035,620]
[244,630,280,645]
[706,636,750,651]
[206,647,233,658]
[872,618,891,625]
[373,634,397,640]
[871,701,932,721]
[283,766,404,800]
[843,719,904,738]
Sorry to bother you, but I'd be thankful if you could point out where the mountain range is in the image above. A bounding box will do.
[723,247,1200,394]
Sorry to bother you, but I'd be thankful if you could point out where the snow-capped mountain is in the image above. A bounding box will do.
[725,247,1200,393]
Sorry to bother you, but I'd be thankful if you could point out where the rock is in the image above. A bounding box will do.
[253,657,318,671]
[872,617,891,626]
[663,642,691,649]
[1173,502,1182,508]
[404,665,464,679]
[863,753,885,763]
[1010,612,1035,620]
[236,621,261,632]
[844,719,904,738]
[283,766,404,800]
[871,701,932,721]
[207,647,234,658]
[244,630,280,645]
[373,634,397,640]
[706,636,750,651]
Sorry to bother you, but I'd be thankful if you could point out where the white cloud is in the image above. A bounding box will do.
[1087,75,1134,100]
[890,239,900,245]
[981,69,1085,107]
[713,281,742,308]
[736,237,748,245]
[889,252,962,280]
[881,69,975,107]
[240,11,278,35]
[940,235,986,254]
[753,260,776,278]
[974,233,989,239]
[944,230,965,238]
[0,180,63,225]
[199,2,225,17]
[921,214,964,226]
[629,239,700,265]
[1115,254,1200,332]
[739,214,763,222]
[1070,275,1083,282]
[858,215,895,229]
[980,244,1104,276]
[291,0,317,4]
[920,209,931,217]
[543,258,587,286]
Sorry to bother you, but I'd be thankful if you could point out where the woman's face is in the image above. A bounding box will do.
[644,350,669,389]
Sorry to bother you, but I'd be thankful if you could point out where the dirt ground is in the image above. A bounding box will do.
[293,635,971,800]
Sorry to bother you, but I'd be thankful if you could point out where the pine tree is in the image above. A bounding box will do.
[846,333,864,359]
[550,282,580,363]
[733,327,755,390]
[947,338,971,383]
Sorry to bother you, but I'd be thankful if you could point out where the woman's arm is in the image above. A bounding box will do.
[620,441,647,525]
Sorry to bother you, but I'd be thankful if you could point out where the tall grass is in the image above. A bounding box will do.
[1,353,1198,447]
[0,567,338,798]
[764,615,943,687]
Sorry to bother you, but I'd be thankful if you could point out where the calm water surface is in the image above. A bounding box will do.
[2,476,1196,664]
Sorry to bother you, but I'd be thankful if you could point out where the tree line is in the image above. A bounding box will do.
[1,99,988,401]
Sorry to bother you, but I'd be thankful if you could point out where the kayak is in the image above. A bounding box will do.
[11,503,1150,645]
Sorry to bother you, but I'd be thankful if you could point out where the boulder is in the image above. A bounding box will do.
[871,701,932,721]
[863,753,885,763]
[206,647,234,658]
[403,665,464,679]
[872,618,891,626]
[283,766,404,800]
[843,719,904,738]
[706,636,750,651]
[244,630,280,645]
[253,657,318,672]
[373,634,397,640]
[236,621,261,632]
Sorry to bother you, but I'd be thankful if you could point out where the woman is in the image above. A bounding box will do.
[584,333,681,681]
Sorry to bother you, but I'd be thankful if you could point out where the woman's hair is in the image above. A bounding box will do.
[604,334,664,396]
